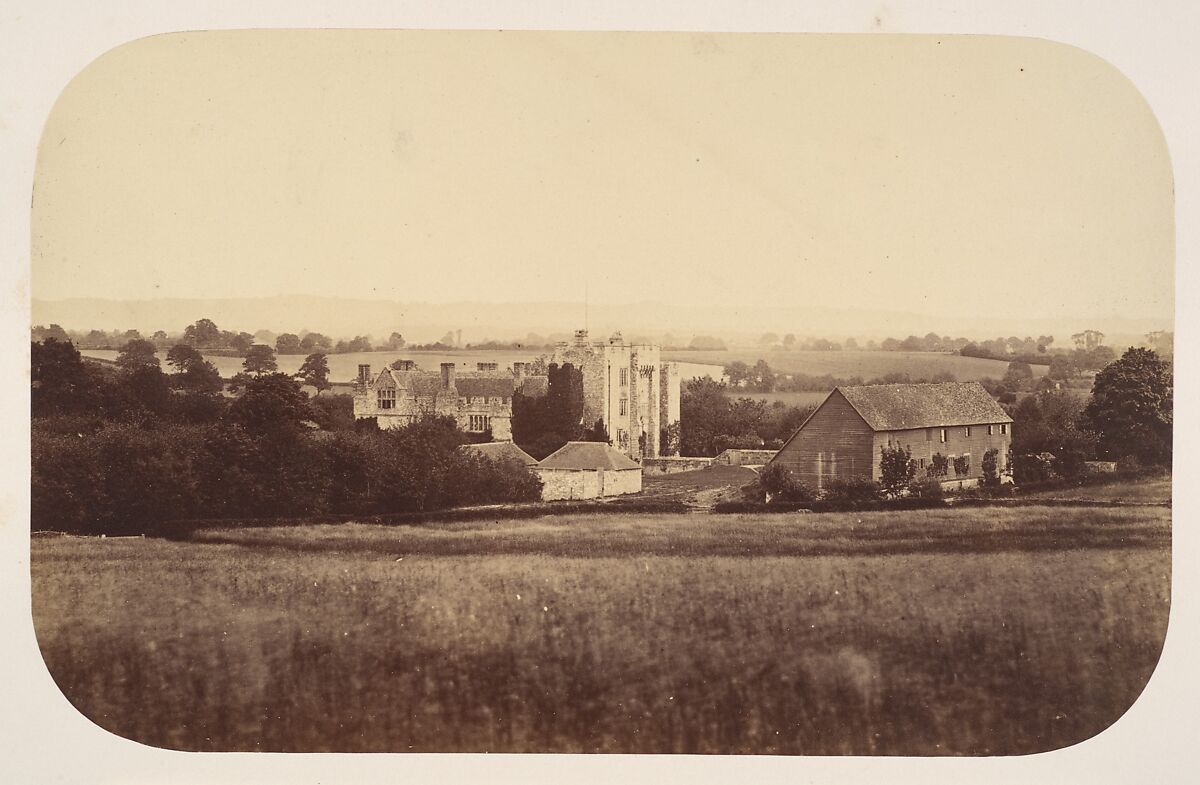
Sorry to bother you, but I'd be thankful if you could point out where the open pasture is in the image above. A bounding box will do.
[33,505,1168,755]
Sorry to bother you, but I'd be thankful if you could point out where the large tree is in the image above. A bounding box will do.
[183,318,222,348]
[511,362,585,459]
[275,333,303,355]
[296,352,332,395]
[1083,347,1172,465]
[243,344,278,376]
[115,338,161,374]
[166,344,223,393]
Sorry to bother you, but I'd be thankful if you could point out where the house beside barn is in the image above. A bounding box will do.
[535,441,643,501]
[768,382,1013,490]
[352,360,548,440]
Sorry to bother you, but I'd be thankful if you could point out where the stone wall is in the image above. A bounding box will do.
[641,456,713,475]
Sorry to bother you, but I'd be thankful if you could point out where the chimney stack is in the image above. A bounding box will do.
[513,362,526,385]
[357,364,372,385]
[440,362,457,389]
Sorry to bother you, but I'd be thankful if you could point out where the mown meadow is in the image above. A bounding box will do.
[32,506,1169,754]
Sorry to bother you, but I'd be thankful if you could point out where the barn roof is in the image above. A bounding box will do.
[836,382,1013,430]
[537,441,641,471]
[459,441,538,466]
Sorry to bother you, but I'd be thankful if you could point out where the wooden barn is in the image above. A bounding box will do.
[768,382,1013,490]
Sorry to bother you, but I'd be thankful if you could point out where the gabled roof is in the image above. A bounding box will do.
[537,441,641,471]
[456,376,517,398]
[836,382,1013,430]
[459,441,538,466]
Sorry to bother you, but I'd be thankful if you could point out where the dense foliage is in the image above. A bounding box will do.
[30,339,542,534]
[679,377,814,456]
[510,362,604,460]
[1083,347,1173,466]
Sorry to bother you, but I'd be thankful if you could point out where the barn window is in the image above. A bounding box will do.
[1001,423,1008,435]
[940,428,947,443]
[964,426,971,437]
[378,388,396,410]
[988,424,994,436]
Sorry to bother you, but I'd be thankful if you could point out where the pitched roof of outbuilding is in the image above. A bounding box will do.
[459,441,538,466]
[537,441,641,471]
[836,382,1013,430]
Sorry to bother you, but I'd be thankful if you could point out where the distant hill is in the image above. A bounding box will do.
[31,295,1170,348]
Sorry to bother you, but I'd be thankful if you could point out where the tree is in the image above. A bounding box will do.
[1047,355,1075,381]
[782,333,797,349]
[511,362,585,458]
[296,352,332,395]
[1083,347,1172,465]
[184,318,222,347]
[1012,390,1096,478]
[759,332,779,346]
[1002,361,1035,391]
[581,418,610,443]
[981,448,1001,487]
[32,339,94,417]
[347,336,373,353]
[32,324,71,343]
[382,332,406,350]
[166,344,223,394]
[243,344,278,376]
[115,338,160,374]
[227,373,310,437]
[879,444,915,496]
[724,361,752,387]
[752,359,776,392]
[275,333,303,354]
[300,332,333,352]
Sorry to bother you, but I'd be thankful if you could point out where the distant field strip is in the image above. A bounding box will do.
[189,507,1169,558]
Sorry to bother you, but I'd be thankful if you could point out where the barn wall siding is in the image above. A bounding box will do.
[875,425,1012,482]
[770,391,875,490]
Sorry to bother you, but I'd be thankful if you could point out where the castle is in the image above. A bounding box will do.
[550,329,681,458]
[351,329,681,459]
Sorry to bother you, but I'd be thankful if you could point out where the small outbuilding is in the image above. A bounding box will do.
[458,441,539,467]
[535,441,643,501]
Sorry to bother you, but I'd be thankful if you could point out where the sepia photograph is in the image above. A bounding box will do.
[23,23,1177,762]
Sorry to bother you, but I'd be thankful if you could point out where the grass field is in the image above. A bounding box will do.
[1021,477,1172,504]
[664,349,1026,382]
[32,505,1169,755]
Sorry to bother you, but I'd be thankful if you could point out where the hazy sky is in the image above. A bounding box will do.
[33,31,1173,323]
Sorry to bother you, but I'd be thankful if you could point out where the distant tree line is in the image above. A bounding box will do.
[724,359,960,393]
[679,378,817,456]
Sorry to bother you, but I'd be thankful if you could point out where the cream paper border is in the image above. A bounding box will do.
[1,2,1195,783]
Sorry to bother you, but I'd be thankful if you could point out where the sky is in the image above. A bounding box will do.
[32,30,1174,326]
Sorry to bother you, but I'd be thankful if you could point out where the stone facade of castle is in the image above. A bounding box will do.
[351,329,681,460]
[550,330,681,459]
